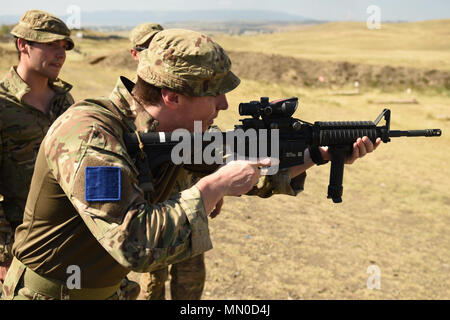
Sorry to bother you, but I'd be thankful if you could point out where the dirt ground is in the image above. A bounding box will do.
[90,49,450,91]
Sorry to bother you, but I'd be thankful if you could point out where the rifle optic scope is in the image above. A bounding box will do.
[239,97,298,118]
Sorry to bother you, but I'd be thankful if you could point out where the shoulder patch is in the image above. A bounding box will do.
[85,166,121,201]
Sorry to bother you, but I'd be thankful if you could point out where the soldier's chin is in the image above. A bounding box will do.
[43,67,61,81]
[46,71,59,81]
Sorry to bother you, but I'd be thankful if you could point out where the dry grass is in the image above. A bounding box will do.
[214,20,450,71]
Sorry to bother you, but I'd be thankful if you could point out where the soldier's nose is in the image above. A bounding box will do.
[216,94,228,110]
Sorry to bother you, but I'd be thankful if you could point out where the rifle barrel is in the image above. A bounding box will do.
[389,129,442,137]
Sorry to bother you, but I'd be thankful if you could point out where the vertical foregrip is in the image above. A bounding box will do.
[327,146,350,203]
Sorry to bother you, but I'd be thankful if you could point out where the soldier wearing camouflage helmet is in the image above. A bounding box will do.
[0,9,74,291]
[1,28,378,300]
[129,23,163,62]
[110,22,163,124]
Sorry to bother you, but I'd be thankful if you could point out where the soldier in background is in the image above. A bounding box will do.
[0,10,74,292]
[129,23,163,62]
[111,23,163,114]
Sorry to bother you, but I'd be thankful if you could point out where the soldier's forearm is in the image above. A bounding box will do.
[195,172,228,215]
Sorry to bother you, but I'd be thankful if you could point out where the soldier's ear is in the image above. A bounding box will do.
[16,38,30,56]
[161,88,179,110]
[130,48,139,62]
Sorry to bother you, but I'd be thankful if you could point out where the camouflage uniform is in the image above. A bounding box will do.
[129,23,163,49]
[0,9,75,294]
[1,29,306,300]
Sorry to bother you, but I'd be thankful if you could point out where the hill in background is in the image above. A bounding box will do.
[76,19,450,91]
[214,19,450,71]
[0,9,318,34]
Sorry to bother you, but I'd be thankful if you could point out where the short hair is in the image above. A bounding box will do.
[14,37,20,60]
[132,76,162,105]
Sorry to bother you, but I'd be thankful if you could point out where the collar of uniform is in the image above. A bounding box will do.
[1,66,72,103]
[1,67,31,102]
[48,77,73,95]
[109,76,159,133]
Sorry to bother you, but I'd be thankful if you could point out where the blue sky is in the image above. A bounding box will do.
[2,0,449,21]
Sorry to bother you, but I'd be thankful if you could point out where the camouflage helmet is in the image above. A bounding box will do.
[137,29,240,97]
[10,10,74,50]
[129,23,164,48]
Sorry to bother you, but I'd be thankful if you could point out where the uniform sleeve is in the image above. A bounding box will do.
[184,164,306,198]
[44,105,212,273]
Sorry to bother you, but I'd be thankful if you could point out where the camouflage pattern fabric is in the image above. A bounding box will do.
[116,277,141,300]
[0,67,73,263]
[0,196,13,264]
[139,253,205,300]
[130,23,163,48]
[10,9,74,50]
[138,166,206,300]
[139,265,168,300]
[137,29,240,97]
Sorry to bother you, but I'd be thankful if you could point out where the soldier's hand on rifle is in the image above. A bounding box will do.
[196,159,271,215]
[320,136,382,164]
[347,136,382,164]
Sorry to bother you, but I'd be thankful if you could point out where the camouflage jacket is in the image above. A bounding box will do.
[0,67,73,262]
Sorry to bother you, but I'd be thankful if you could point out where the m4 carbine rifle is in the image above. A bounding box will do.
[124,97,442,203]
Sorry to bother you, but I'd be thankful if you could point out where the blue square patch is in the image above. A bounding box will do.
[85,166,121,202]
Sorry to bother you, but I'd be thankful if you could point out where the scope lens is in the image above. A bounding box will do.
[239,101,259,116]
